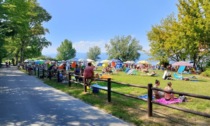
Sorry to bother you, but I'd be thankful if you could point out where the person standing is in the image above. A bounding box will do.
[74,64,81,81]
[83,62,94,92]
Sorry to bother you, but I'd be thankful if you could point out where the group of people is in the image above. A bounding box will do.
[153,80,174,100]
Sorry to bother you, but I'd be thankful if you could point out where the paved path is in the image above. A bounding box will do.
[0,66,131,126]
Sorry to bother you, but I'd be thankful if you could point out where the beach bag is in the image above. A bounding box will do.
[178,96,187,102]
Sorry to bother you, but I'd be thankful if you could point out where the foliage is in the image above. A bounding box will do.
[87,46,101,61]
[105,35,142,62]
[147,0,210,68]
[201,67,210,77]
[56,39,76,60]
[0,0,52,64]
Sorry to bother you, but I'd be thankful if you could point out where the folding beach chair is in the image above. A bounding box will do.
[173,73,183,80]
[177,66,186,74]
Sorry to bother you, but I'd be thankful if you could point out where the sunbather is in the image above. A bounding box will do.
[153,80,164,99]
[164,82,174,101]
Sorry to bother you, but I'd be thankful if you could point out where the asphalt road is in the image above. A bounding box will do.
[0,66,131,126]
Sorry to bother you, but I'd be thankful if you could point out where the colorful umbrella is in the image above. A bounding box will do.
[172,61,192,67]
[138,60,149,64]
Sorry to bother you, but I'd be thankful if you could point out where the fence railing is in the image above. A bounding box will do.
[27,68,210,118]
[68,73,210,118]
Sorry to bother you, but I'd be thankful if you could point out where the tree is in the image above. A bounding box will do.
[105,35,142,62]
[87,46,101,61]
[0,0,52,65]
[176,0,210,67]
[147,0,210,68]
[56,39,76,60]
[147,14,188,63]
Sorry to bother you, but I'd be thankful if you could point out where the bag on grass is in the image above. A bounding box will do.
[178,96,187,102]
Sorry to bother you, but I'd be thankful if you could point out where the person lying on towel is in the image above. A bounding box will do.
[164,82,174,101]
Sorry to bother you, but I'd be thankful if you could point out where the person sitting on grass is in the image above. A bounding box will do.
[142,68,149,73]
[147,71,156,76]
[83,62,94,87]
[164,82,174,101]
[153,80,164,99]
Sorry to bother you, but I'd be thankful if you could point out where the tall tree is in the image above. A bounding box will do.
[56,39,76,60]
[105,35,142,62]
[1,0,52,64]
[177,0,210,66]
[147,14,188,63]
[147,0,210,68]
[87,46,101,61]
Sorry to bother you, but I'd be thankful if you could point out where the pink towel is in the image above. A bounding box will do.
[155,98,182,105]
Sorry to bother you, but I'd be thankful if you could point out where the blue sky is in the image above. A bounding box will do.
[38,0,178,59]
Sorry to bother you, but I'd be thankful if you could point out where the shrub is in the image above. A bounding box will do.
[200,67,210,77]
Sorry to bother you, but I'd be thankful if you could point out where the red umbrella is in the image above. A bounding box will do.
[172,61,193,67]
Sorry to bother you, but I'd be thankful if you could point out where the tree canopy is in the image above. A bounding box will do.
[147,0,210,67]
[87,46,101,61]
[56,39,76,60]
[105,35,142,62]
[0,0,52,65]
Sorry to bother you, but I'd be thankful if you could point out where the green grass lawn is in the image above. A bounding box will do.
[41,68,210,126]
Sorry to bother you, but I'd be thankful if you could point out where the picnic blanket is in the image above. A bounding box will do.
[155,98,182,105]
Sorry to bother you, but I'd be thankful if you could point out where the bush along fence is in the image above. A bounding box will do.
[26,68,210,118]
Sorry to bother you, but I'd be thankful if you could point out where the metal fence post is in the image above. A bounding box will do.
[43,69,45,79]
[48,70,51,80]
[108,78,111,102]
[57,71,60,82]
[38,67,39,78]
[148,83,153,117]
[84,78,87,92]
[34,67,36,75]
[69,72,71,87]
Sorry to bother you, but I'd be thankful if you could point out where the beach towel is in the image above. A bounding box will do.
[155,98,182,105]
[138,94,154,100]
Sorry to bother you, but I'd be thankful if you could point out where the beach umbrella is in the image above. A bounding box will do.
[100,60,110,63]
[172,61,192,67]
[138,60,149,64]
[78,58,84,62]
[86,59,94,62]
[45,60,51,64]
[124,61,135,64]
[68,58,78,62]
[24,59,29,63]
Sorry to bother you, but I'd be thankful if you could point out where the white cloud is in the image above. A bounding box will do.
[73,40,108,53]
